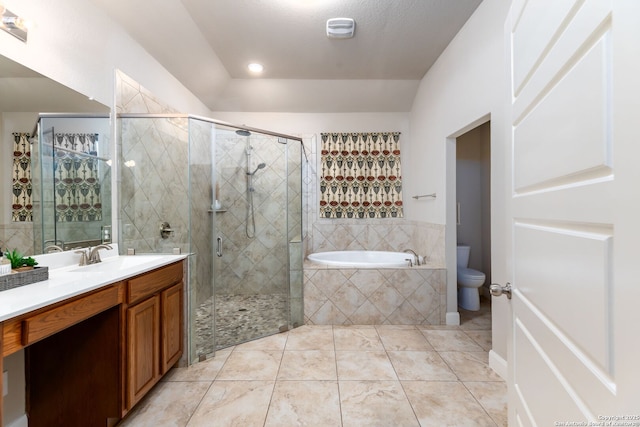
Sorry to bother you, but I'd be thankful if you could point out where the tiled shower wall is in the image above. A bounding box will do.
[115,72,216,305]
[213,132,291,297]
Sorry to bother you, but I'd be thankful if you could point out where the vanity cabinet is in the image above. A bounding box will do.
[125,262,184,409]
[0,258,186,427]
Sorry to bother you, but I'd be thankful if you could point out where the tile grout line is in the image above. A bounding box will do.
[183,380,215,427]
[261,330,290,427]
[460,380,501,427]
[379,325,423,427]
[332,325,345,427]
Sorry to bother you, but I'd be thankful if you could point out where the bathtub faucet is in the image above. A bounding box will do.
[403,249,420,266]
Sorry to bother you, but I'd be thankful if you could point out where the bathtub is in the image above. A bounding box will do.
[307,250,417,268]
[303,250,446,326]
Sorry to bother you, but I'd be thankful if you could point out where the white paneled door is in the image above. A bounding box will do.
[503,0,640,424]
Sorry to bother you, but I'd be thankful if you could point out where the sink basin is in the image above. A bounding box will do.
[70,256,162,273]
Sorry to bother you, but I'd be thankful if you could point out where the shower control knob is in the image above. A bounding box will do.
[490,282,512,299]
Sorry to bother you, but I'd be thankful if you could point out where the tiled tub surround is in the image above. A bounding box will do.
[304,263,446,325]
[309,220,445,267]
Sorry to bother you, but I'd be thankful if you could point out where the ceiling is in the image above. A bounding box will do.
[88,0,482,113]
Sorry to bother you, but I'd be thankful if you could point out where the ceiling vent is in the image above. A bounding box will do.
[326,18,355,39]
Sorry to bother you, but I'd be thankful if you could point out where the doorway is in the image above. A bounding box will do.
[456,122,492,296]
[455,121,492,326]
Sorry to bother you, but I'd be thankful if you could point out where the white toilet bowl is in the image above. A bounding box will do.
[456,245,485,311]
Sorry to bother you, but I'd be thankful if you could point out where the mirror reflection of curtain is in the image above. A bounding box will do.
[54,133,102,222]
[11,132,33,222]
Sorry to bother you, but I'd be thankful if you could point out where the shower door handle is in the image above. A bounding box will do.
[216,236,223,257]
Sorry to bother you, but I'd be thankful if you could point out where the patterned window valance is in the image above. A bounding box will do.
[12,132,33,222]
[320,132,403,219]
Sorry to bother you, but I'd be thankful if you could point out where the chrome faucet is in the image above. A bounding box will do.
[88,244,113,264]
[403,249,420,266]
[75,249,89,266]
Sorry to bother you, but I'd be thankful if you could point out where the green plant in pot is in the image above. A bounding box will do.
[5,249,38,271]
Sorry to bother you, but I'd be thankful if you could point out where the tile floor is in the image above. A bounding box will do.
[119,298,506,426]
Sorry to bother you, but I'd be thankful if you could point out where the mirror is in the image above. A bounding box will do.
[0,54,111,256]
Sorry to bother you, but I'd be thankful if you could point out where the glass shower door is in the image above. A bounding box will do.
[212,126,291,349]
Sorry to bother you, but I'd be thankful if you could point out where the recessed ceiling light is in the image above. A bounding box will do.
[248,63,264,73]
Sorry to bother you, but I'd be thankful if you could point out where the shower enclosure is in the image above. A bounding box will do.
[118,114,304,363]
[31,114,112,254]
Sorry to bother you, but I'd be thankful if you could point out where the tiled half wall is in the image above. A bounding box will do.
[304,266,446,325]
[303,219,446,325]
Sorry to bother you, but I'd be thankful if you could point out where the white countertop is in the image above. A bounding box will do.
[0,245,188,322]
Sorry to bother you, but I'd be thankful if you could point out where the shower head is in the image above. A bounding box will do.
[236,129,251,137]
[246,163,266,175]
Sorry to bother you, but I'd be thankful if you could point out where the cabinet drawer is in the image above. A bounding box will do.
[22,285,120,346]
[127,262,183,305]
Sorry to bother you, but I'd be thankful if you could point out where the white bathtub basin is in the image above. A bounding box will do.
[307,251,416,268]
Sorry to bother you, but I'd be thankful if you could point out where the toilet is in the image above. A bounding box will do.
[456,245,485,311]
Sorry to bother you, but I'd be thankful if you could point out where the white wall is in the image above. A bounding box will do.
[0,1,210,424]
[406,0,510,359]
[210,112,410,140]
[0,0,209,116]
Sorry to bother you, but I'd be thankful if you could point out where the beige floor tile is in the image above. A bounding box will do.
[459,300,492,331]
[460,315,492,331]
[264,381,341,427]
[377,328,434,351]
[333,327,384,350]
[465,381,508,426]
[235,332,288,351]
[286,325,335,350]
[464,330,493,351]
[420,329,484,352]
[339,380,419,427]
[402,381,497,427]
[216,350,283,381]
[124,325,507,427]
[187,380,274,427]
[439,351,503,382]
[388,351,458,381]
[163,349,232,382]
[418,324,461,330]
[120,381,210,427]
[375,324,418,330]
[278,350,337,380]
[336,350,397,380]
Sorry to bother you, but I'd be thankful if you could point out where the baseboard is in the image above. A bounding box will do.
[489,349,507,380]
[445,311,460,326]
[6,414,28,427]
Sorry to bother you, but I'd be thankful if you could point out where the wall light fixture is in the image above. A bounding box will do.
[0,4,29,42]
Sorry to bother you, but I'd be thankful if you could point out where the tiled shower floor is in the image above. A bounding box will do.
[195,294,289,357]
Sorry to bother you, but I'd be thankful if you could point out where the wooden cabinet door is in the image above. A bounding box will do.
[127,295,160,408]
[161,282,183,374]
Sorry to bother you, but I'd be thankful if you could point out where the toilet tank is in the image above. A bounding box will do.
[456,245,470,268]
